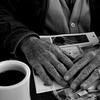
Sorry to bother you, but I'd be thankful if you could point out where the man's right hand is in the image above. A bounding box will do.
[21,36,73,87]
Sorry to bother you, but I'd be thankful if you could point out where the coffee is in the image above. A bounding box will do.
[0,70,25,86]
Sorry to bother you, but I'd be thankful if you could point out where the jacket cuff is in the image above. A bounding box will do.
[4,31,39,57]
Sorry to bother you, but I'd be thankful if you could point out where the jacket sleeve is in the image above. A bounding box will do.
[0,2,39,59]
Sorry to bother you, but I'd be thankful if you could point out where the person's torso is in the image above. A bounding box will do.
[1,0,100,36]
[44,0,91,35]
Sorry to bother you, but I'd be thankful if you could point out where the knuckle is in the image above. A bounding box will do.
[75,56,91,70]
[88,51,96,57]
[91,57,100,67]
[56,63,62,69]
[56,62,62,67]
[42,50,49,56]
[37,55,44,62]
[70,63,81,75]
[48,65,55,72]
[75,76,82,84]
[57,63,67,71]
[77,71,87,82]
[74,63,81,70]
[80,67,92,79]
[81,51,96,62]
[68,65,79,77]
[85,64,95,74]
[46,63,57,75]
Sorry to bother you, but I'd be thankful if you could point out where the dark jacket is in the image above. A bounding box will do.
[0,0,100,59]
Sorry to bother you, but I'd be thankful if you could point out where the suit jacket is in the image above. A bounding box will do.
[0,0,100,59]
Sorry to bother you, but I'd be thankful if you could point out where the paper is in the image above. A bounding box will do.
[33,72,64,94]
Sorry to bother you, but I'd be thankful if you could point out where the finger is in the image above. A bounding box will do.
[31,61,53,86]
[41,60,68,87]
[71,55,100,90]
[81,67,100,90]
[87,80,99,92]
[64,51,96,81]
[52,45,73,68]
[42,51,67,76]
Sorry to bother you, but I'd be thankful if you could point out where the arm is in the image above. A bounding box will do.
[0,1,38,58]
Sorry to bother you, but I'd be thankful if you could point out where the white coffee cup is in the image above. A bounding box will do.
[0,60,31,100]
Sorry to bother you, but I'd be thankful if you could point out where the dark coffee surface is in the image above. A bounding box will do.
[0,70,25,86]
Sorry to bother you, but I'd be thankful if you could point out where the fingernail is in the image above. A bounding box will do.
[64,75,69,81]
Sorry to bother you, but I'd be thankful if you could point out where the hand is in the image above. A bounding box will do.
[21,36,73,86]
[64,49,100,91]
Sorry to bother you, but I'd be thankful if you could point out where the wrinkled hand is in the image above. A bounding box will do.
[64,49,100,91]
[21,36,73,86]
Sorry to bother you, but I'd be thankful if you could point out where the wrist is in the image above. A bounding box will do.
[21,36,39,52]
